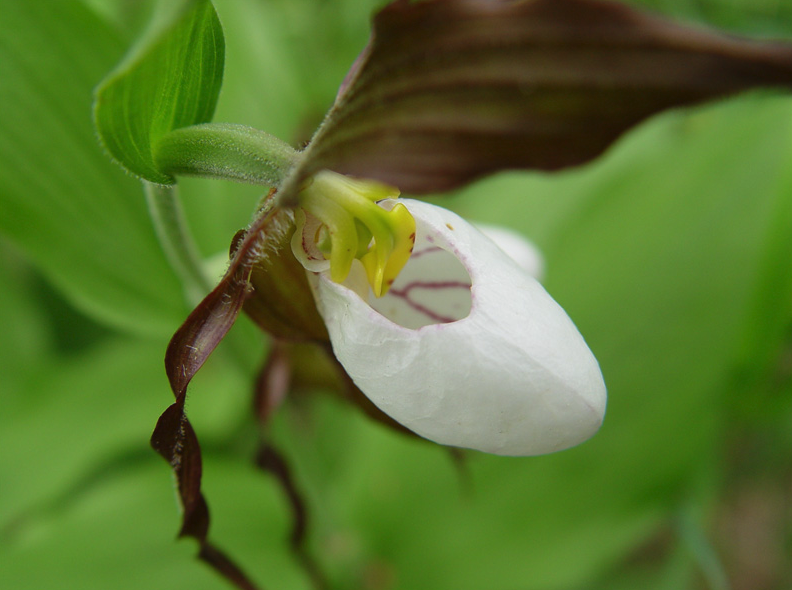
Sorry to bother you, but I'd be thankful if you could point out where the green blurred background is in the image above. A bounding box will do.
[1,1,791,588]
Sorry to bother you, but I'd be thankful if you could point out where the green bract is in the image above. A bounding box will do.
[94,0,224,184]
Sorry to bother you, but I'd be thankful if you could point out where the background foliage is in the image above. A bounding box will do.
[1,1,791,589]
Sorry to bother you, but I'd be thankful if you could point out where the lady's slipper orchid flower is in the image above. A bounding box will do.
[93,0,792,585]
[284,166,601,454]
[307,198,605,455]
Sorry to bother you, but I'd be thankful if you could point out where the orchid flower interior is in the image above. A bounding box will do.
[90,0,792,587]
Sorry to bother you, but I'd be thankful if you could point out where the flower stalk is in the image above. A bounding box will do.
[143,181,212,304]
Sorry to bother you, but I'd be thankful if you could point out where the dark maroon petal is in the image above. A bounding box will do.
[251,348,328,588]
[198,545,261,590]
[150,404,209,539]
[254,446,304,545]
[253,344,292,425]
[301,0,792,193]
[253,444,327,589]
[151,205,282,590]
[163,197,284,402]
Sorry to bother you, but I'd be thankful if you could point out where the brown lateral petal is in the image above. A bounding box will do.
[254,445,307,550]
[151,204,283,590]
[301,0,792,193]
[253,343,292,425]
[162,201,279,399]
[253,444,328,589]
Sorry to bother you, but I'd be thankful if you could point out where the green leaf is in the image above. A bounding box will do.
[0,334,304,590]
[0,460,312,590]
[0,339,165,526]
[82,0,157,40]
[94,0,225,184]
[630,0,792,36]
[0,332,253,532]
[0,2,185,336]
[0,244,51,392]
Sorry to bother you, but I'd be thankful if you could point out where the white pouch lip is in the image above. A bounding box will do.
[309,199,606,456]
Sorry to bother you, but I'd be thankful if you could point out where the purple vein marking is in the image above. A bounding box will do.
[388,280,472,324]
[410,246,444,259]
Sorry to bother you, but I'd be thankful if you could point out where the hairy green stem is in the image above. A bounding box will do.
[144,181,212,304]
[154,123,299,186]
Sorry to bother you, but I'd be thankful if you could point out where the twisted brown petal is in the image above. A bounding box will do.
[151,203,280,590]
[301,0,792,193]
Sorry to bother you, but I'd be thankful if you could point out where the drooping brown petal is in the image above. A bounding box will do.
[151,203,282,590]
[250,345,328,588]
[254,444,328,590]
[253,343,292,425]
[300,0,792,193]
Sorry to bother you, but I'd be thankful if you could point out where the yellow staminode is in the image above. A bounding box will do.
[294,170,416,297]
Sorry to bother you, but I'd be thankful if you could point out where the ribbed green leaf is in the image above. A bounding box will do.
[0,244,50,393]
[94,0,225,184]
[0,338,304,590]
[0,2,185,336]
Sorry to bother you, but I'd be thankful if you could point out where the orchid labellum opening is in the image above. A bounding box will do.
[295,189,606,456]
